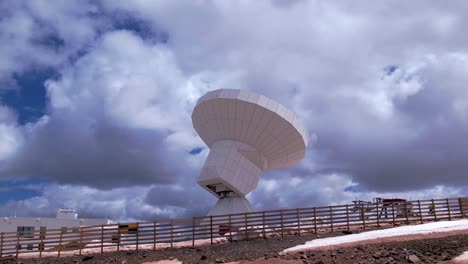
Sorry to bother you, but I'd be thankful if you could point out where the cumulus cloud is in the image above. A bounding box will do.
[250,172,466,210]
[0,106,22,162]
[0,0,468,220]
[0,184,185,221]
[102,1,468,192]
[0,0,105,87]
[306,54,468,191]
[1,30,216,189]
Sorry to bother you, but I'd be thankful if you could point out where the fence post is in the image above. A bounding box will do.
[404,202,409,224]
[262,211,266,238]
[329,206,334,232]
[117,224,121,252]
[361,206,366,230]
[244,213,248,240]
[446,198,452,220]
[417,200,423,224]
[15,231,20,258]
[79,227,83,255]
[191,218,195,248]
[154,221,157,251]
[210,216,213,245]
[136,222,139,251]
[313,207,317,234]
[39,229,44,258]
[228,215,232,239]
[100,225,104,254]
[345,205,350,231]
[376,202,380,227]
[280,210,284,237]
[0,232,3,259]
[391,203,396,227]
[170,219,174,248]
[58,228,63,258]
[296,208,301,235]
[460,197,466,218]
[432,199,437,221]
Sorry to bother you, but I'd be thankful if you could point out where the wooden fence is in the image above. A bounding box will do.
[1,197,467,259]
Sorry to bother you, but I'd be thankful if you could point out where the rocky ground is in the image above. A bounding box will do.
[1,231,467,264]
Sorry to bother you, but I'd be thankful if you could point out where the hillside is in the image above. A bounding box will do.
[3,220,468,264]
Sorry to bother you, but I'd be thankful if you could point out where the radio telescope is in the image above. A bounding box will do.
[192,89,308,215]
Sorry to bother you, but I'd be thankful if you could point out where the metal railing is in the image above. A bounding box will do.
[1,197,466,259]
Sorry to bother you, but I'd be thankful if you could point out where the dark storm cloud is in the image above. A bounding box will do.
[299,57,468,192]
[145,185,213,218]
[2,114,181,189]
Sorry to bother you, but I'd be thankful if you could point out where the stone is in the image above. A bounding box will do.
[82,256,94,261]
[407,254,420,263]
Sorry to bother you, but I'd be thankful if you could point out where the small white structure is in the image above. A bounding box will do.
[0,208,114,233]
[192,89,308,215]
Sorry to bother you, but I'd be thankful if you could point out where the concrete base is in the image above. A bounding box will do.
[208,196,253,216]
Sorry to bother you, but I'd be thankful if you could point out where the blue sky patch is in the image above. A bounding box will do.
[0,68,58,124]
[384,65,398,76]
[112,13,169,43]
[189,147,204,155]
[35,32,65,52]
[344,185,365,193]
[0,178,50,203]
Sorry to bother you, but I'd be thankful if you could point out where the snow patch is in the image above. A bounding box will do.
[453,251,468,263]
[282,220,468,254]
[143,260,182,264]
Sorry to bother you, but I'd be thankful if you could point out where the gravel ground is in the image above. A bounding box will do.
[1,231,467,264]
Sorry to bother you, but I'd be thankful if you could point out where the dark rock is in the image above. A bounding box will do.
[200,255,208,260]
[82,256,94,261]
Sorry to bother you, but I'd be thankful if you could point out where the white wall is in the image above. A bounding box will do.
[0,217,114,233]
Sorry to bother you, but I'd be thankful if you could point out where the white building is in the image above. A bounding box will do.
[0,208,115,234]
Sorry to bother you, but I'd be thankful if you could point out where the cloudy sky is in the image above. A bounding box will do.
[0,0,467,221]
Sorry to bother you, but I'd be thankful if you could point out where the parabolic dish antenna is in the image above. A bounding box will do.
[192,89,308,215]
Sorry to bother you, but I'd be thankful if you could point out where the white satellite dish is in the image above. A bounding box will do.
[192,89,308,215]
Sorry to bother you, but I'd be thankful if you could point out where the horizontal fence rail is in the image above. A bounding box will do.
[1,197,466,259]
